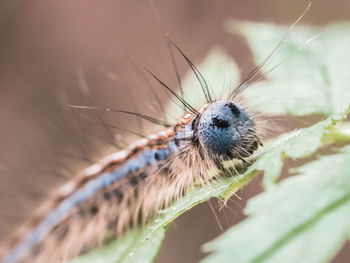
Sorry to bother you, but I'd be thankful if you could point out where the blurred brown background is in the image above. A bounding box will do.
[0,0,350,262]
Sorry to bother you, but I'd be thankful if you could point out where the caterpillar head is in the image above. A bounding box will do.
[197,100,259,160]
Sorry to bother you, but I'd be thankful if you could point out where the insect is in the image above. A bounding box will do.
[0,3,311,263]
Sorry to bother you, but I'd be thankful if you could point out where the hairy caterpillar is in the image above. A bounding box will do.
[0,3,311,263]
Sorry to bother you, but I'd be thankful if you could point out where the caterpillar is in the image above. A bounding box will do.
[0,2,311,263]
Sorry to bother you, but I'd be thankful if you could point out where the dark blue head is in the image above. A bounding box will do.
[197,101,257,159]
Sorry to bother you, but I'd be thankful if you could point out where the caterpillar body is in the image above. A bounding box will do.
[0,63,264,263]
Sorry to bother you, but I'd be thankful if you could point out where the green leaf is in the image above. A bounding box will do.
[203,145,350,263]
[72,228,165,263]
[201,22,350,263]
[225,22,350,116]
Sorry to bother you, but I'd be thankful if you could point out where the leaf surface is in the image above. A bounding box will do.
[203,146,350,263]
[225,22,350,117]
